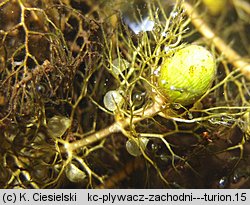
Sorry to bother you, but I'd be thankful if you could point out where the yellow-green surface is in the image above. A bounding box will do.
[158,45,216,105]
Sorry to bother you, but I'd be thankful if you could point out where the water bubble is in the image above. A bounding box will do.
[170,11,178,18]
[103,90,124,111]
[232,168,246,184]
[232,173,241,184]
[161,79,167,85]
[103,78,109,86]
[154,24,161,33]
[13,60,23,66]
[124,16,155,34]
[36,84,47,96]
[187,112,193,119]
[209,116,235,126]
[161,31,169,37]
[170,85,184,93]
[172,103,181,110]
[209,117,217,124]
[153,67,160,77]
[218,176,228,188]
[150,142,161,152]
[132,91,146,108]
[164,46,171,53]
[160,154,170,162]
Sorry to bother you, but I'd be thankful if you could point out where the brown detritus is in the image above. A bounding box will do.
[96,158,145,189]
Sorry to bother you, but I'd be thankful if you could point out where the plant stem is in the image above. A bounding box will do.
[183,2,250,79]
[66,97,164,152]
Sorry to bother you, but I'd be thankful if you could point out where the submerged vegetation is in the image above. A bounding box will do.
[0,0,250,188]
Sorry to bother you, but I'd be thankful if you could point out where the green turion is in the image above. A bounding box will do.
[158,45,216,105]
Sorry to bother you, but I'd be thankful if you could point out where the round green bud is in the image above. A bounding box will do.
[158,45,216,105]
